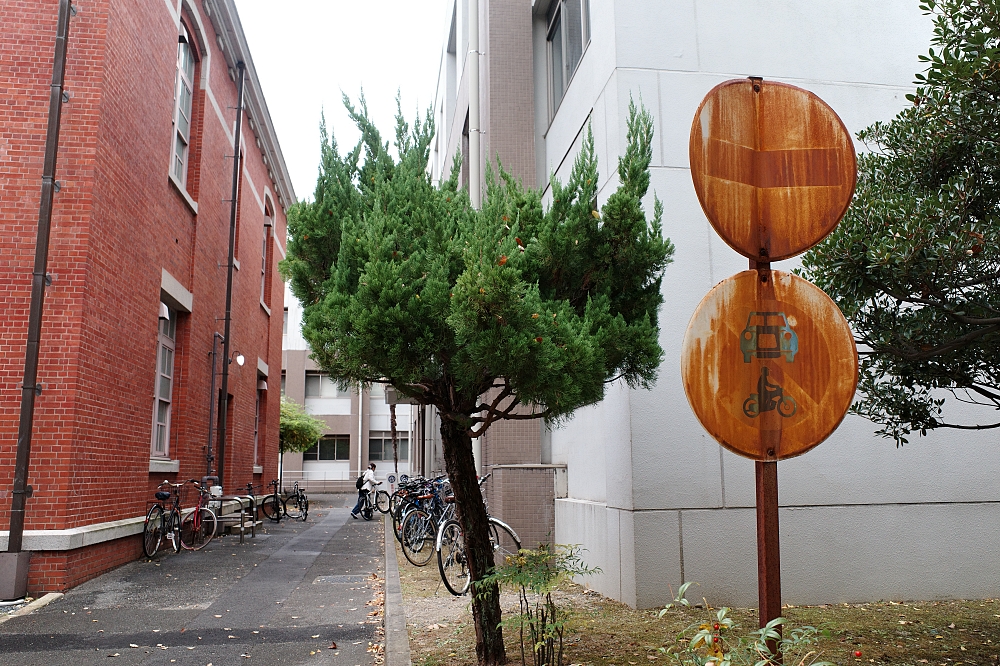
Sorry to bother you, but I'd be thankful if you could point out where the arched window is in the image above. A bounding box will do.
[261,199,274,306]
[152,304,177,458]
[172,24,197,187]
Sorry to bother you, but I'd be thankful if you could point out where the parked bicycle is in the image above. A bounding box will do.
[398,476,453,566]
[143,479,218,557]
[282,481,309,521]
[180,479,217,550]
[259,479,284,523]
[437,473,520,596]
[143,481,182,557]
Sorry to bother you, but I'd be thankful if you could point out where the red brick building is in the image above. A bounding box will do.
[0,0,292,593]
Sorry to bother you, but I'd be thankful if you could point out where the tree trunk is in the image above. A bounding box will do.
[440,417,506,665]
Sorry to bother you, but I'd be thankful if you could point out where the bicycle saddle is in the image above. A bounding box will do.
[155,491,171,501]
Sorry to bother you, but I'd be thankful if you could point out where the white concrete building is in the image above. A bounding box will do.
[281,283,414,490]
[430,0,1000,608]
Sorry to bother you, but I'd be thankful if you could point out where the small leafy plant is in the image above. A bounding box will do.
[659,583,832,666]
[479,544,598,666]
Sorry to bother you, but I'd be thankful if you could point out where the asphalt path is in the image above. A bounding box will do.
[0,494,385,666]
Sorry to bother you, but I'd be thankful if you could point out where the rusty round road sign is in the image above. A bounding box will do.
[689,78,857,262]
[681,269,858,461]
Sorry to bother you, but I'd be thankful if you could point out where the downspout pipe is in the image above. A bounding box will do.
[468,0,481,209]
[206,332,223,478]
[217,61,246,491]
[7,0,73,555]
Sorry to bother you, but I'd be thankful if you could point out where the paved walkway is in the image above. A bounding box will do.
[0,494,385,666]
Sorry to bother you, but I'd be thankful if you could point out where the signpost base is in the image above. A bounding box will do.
[756,460,781,659]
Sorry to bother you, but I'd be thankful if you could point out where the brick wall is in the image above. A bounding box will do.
[28,535,144,592]
[484,0,535,184]
[0,0,287,593]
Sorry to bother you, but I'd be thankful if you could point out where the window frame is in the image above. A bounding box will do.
[368,431,410,462]
[305,371,343,399]
[546,0,592,119]
[253,388,264,466]
[302,435,351,462]
[151,304,177,459]
[172,24,197,188]
[261,201,274,307]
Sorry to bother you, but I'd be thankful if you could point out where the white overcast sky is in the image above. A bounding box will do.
[234,0,452,201]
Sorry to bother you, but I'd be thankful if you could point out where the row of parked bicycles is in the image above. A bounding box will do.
[142,478,309,558]
[363,472,521,596]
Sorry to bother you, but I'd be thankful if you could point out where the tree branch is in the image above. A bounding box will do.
[935,420,1000,431]
[871,323,1000,361]
[468,407,552,438]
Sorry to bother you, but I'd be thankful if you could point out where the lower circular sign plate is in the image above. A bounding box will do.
[681,270,857,460]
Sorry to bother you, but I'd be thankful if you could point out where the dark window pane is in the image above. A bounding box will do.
[319,438,338,460]
[549,13,564,103]
[303,444,318,461]
[565,0,583,76]
[336,438,350,460]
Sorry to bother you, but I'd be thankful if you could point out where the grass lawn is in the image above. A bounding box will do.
[394,539,1000,666]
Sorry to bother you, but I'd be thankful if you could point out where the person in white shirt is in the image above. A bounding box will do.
[351,463,380,518]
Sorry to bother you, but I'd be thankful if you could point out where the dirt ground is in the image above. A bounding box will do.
[394,539,1000,666]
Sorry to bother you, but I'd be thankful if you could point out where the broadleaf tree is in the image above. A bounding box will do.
[282,96,673,665]
[801,0,1000,444]
[279,395,325,454]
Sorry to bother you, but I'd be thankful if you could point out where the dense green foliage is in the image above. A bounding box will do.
[282,94,672,664]
[801,0,1000,443]
[282,96,673,431]
[278,395,325,454]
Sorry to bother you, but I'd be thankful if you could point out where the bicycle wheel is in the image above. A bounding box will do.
[361,497,374,521]
[392,502,412,543]
[375,490,390,514]
[437,520,470,596]
[142,505,164,558]
[167,509,182,553]
[488,518,521,568]
[259,494,281,522]
[298,496,309,521]
[284,494,302,520]
[400,509,435,566]
[180,507,217,550]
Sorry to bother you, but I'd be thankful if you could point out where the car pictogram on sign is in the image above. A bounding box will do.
[740,312,798,363]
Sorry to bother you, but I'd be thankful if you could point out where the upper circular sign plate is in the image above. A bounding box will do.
[689,79,857,261]
[681,270,858,461]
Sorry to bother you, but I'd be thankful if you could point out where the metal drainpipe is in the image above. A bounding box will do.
[217,61,246,492]
[468,0,481,209]
[358,385,364,478]
[7,0,73,557]
[206,332,223,478]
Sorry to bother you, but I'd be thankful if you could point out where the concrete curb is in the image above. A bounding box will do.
[0,592,64,625]
[383,514,412,666]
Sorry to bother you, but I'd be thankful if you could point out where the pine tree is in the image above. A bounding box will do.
[801,0,1000,444]
[282,96,673,664]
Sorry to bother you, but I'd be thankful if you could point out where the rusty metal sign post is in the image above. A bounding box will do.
[682,77,859,656]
